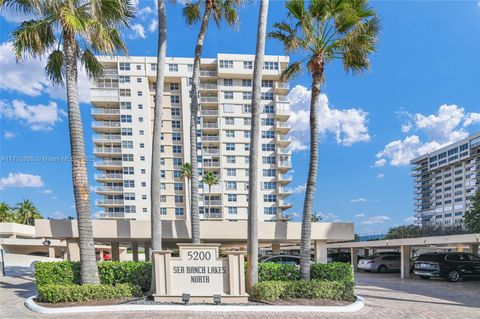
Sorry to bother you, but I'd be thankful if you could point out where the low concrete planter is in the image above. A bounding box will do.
[25,295,365,314]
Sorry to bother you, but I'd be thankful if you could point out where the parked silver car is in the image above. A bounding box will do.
[259,255,301,265]
[358,254,401,273]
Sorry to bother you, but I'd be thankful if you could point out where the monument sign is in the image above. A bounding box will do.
[152,243,248,303]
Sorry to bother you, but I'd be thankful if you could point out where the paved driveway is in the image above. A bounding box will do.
[1,267,479,319]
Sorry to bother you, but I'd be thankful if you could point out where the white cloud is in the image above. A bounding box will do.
[40,189,52,194]
[131,24,146,39]
[375,104,480,167]
[3,131,15,139]
[351,198,367,203]
[149,19,158,33]
[0,42,91,103]
[0,173,44,190]
[401,122,412,133]
[319,212,339,221]
[287,85,370,151]
[0,99,66,131]
[404,216,416,224]
[291,184,306,194]
[362,215,390,225]
[355,213,365,218]
[52,211,65,219]
[376,173,384,178]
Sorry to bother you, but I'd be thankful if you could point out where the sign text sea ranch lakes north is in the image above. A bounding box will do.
[173,266,227,283]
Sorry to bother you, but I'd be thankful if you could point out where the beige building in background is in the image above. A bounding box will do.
[91,54,292,221]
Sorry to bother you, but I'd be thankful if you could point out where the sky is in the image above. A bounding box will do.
[0,1,479,235]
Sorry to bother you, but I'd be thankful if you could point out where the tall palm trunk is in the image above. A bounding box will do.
[300,70,322,281]
[246,0,269,294]
[190,6,212,244]
[208,185,211,219]
[63,34,99,284]
[151,0,167,267]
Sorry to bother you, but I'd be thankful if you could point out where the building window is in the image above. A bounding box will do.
[226,156,236,164]
[173,170,182,178]
[225,117,234,125]
[174,183,184,191]
[262,131,275,138]
[119,62,130,71]
[119,75,130,83]
[136,65,141,70]
[264,207,277,215]
[224,79,233,86]
[226,181,237,190]
[172,121,181,128]
[139,117,144,123]
[261,92,274,100]
[263,194,277,202]
[170,83,180,91]
[173,158,183,166]
[137,91,143,96]
[244,131,250,138]
[171,108,181,116]
[121,128,132,136]
[175,208,184,215]
[261,80,274,87]
[137,78,142,83]
[263,62,279,70]
[122,154,133,161]
[175,195,184,203]
[262,156,276,164]
[220,60,233,68]
[244,144,250,151]
[124,180,135,187]
[172,132,182,141]
[120,89,131,96]
[263,169,276,177]
[120,101,131,109]
[225,130,235,138]
[263,182,276,190]
[224,91,234,99]
[227,194,237,202]
[160,207,167,215]
[243,92,252,100]
[160,195,166,202]
[243,61,253,69]
[168,64,178,72]
[244,118,251,125]
[262,118,274,126]
[228,207,237,215]
[171,95,180,104]
[227,168,236,176]
[125,205,136,213]
[226,143,235,151]
[121,115,132,123]
[122,141,133,148]
[173,145,182,153]
[242,79,252,87]
[150,64,157,71]
[262,143,275,151]
[242,104,251,113]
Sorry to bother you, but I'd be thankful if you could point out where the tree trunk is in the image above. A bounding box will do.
[151,0,167,292]
[190,6,211,244]
[208,185,211,219]
[63,34,99,284]
[246,0,269,294]
[300,74,322,281]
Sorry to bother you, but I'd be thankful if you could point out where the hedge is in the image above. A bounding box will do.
[253,280,355,302]
[37,283,142,303]
[258,262,353,282]
[35,261,152,291]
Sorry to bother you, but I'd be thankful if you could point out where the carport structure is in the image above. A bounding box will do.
[327,233,480,279]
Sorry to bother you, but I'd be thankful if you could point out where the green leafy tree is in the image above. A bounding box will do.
[0,202,14,222]
[270,0,379,280]
[464,191,480,233]
[4,0,135,284]
[182,0,242,244]
[202,171,219,219]
[15,199,42,225]
[246,0,269,294]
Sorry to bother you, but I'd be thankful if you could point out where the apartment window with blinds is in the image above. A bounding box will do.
[261,92,274,100]
[224,91,234,99]
[243,92,252,100]
[171,95,180,104]
[226,181,237,190]
[224,79,233,86]
[225,130,235,138]
[262,131,275,138]
[263,194,277,202]
[169,64,178,72]
[175,195,184,203]
[264,207,277,215]
[228,207,237,214]
[226,156,236,163]
[220,60,233,68]
[225,117,234,125]
[119,76,130,83]
[121,115,132,123]
[227,169,236,176]
[119,89,131,97]
[242,79,252,87]
[242,104,251,113]
[175,208,184,215]
[243,61,253,69]
[172,133,182,141]
[120,102,131,109]
[263,169,276,177]
[119,62,130,71]
[261,80,274,87]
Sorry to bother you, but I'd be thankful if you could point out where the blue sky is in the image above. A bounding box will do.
[0,1,479,235]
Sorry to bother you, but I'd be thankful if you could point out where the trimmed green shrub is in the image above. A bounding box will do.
[37,283,142,303]
[34,261,152,291]
[254,280,355,302]
[257,262,352,282]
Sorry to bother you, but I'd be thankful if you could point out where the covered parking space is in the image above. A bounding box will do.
[35,219,354,264]
[327,233,480,279]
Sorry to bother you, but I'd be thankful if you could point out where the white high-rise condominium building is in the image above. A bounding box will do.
[91,54,293,221]
[411,132,480,226]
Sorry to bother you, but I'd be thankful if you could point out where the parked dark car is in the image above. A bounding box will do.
[259,255,301,265]
[327,252,351,263]
[414,252,480,282]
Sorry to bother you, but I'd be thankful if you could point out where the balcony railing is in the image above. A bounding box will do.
[92,121,121,128]
[94,147,122,154]
[276,96,289,102]
[201,109,219,116]
[91,89,119,101]
[95,173,123,179]
[202,149,220,155]
[278,161,292,167]
[275,82,290,89]
[202,136,220,141]
[203,200,222,206]
[200,70,217,77]
[200,96,218,103]
[94,159,122,167]
[277,148,291,154]
[96,199,124,205]
[96,186,123,192]
[276,122,291,130]
[202,122,219,129]
[200,83,218,90]
[93,134,121,141]
[91,108,120,115]
[203,161,221,167]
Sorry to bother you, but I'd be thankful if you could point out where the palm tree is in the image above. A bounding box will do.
[0,202,14,222]
[202,171,219,219]
[180,162,192,188]
[150,0,167,292]
[270,0,379,280]
[182,0,242,244]
[15,199,42,226]
[311,212,322,222]
[4,0,135,284]
[246,0,269,295]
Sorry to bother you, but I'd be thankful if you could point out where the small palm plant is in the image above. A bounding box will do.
[269,0,379,280]
[3,0,135,284]
[0,202,14,222]
[202,171,219,220]
[15,199,42,225]
[181,0,243,244]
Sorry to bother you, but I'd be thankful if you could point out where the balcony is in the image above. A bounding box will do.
[277,174,292,184]
[201,184,222,193]
[199,83,218,90]
[98,211,125,219]
[200,70,217,77]
[201,109,219,116]
[275,121,291,132]
[202,122,219,129]
[200,96,218,103]
[277,147,292,155]
[277,160,292,170]
[92,134,121,142]
[276,134,291,146]
[93,147,122,155]
[203,200,222,206]
[203,161,221,168]
[202,213,223,220]
[94,173,123,181]
[276,95,289,103]
[202,148,220,155]
[91,108,120,116]
[96,186,123,193]
[278,200,293,209]
[202,135,220,142]
[92,121,121,132]
[275,106,290,119]
[96,199,124,206]
[91,89,118,102]
[278,187,293,196]
[274,82,290,92]
[94,159,123,168]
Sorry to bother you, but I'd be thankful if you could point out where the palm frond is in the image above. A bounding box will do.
[281,61,303,81]
[59,5,88,35]
[12,19,56,60]
[81,48,104,79]
[182,2,201,26]
[91,0,136,27]
[45,49,64,85]
[268,21,301,54]
[0,0,42,14]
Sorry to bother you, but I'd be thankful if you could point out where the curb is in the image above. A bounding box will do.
[25,295,365,314]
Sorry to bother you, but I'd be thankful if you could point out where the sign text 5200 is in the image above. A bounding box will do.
[187,251,212,261]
